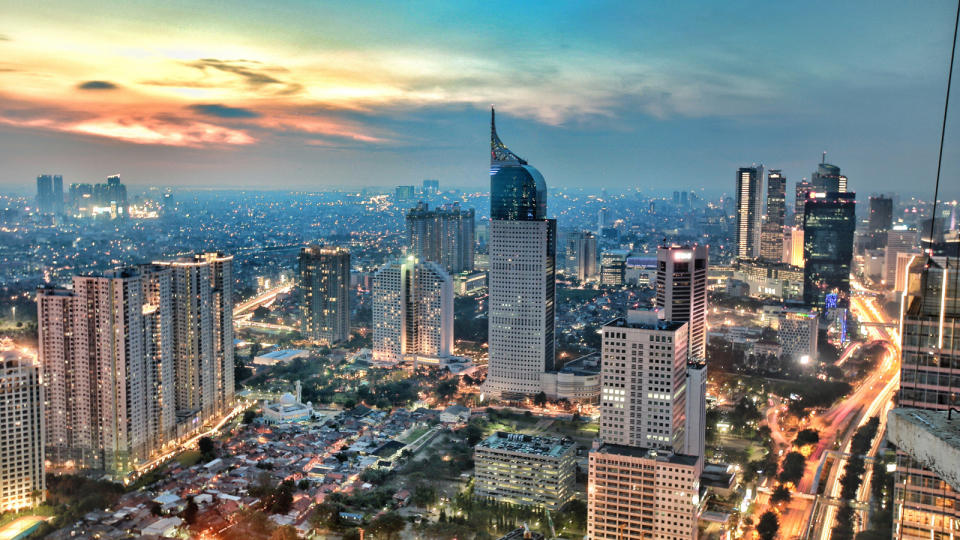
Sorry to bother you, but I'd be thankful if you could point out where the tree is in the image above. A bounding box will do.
[795,428,820,447]
[771,484,792,505]
[270,525,299,540]
[182,496,198,525]
[436,379,459,401]
[269,480,296,514]
[369,511,406,540]
[243,410,259,424]
[533,391,548,407]
[757,511,780,540]
[198,436,217,461]
[780,451,806,485]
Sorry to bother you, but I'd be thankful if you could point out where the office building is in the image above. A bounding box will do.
[473,432,576,511]
[486,108,556,398]
[736,166,763,259]
[372,257,453,365]
[656,244,709,361]
[0,351,45,512]
[599,249,628,286]
[732,258,804,302]
[67,175,128,219]
[777,309,819,362]
[299,245,351,344]
[394,185,415,201]
[811,157,847,193]
[453,270,487,296]
[802,191,856,309]
[684,362,707,459]
[36,174,63,214]
[885,226,918,288]
[599,310,688,450]
[761,169,786,261]
[422,178,439,194]
[867,195,894,249]
[783,226,805,267]
[894,255,960,539]
[794,179,814,227]
[589,309,703,540]
[566,230,597,282]
[406,202,475,274]
[598,207,610,233]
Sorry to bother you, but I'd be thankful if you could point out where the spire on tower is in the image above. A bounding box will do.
[490,107,526,168]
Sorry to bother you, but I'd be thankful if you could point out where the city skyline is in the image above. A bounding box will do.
[1,1,959,196]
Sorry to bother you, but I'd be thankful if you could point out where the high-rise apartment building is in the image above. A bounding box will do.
[802,191,856,309]
[406,202,475,274]
[156,253,235,420]
[736,166,763,259]
[486,108,556,398]
[894,255,960,539]
[473,432,576,511]
[0,351,45,512]
[299,245,351,344]
[372,257,453,365]
[761,169,786,261]
[656,244,709,361]
[565,230,597,282]
[38,254,234,477]
[589,310,703,540]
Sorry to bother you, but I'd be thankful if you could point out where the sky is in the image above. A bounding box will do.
[1,0,959,197]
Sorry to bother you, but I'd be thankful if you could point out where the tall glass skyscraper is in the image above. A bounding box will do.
[736,166,763,260]
[486,108,557,398]
[802,191,856,308]
[761,169,786,261]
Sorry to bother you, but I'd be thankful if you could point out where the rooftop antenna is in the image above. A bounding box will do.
[822,151,827,164]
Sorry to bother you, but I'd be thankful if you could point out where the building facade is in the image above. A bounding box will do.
[486,108,557,398]
[474,432,576,511]
[802,191,856,308]
[777,309,819,362]
[894,255,960,539]
[761,169,786,261]
[885,226,918,288]
[372,257,453,364]
[0,351,45,512]
[732,258,804,302]
[566,230,597,282]
[600,249,628,286]
[656,244,709,361]
[299,245,351,344]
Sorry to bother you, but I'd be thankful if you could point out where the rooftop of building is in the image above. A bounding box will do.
[477,431,575,458]
[887,408,960,492]
[605,310,686,332]
[593,443,700,466]
[557,355,601,376]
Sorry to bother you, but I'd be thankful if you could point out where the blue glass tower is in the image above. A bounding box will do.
[490,109,546,221]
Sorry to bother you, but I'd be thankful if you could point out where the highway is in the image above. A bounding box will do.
[233,283,293,318]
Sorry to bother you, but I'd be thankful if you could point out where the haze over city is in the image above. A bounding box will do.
[1,0,959,194]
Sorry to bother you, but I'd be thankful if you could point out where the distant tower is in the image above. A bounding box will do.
[794,179,814,227]
[656,244,709,361]
[735,166,763,259]
[406,202,475,274]
[802,192,856,308]
[868,195,894,249]
[298,246,351,345]
[485,108,557,398]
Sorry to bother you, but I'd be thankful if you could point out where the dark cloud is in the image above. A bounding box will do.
[78,80,119,90]
[0,34,10,42]
[185,58,303,96]
[188,103,261,119]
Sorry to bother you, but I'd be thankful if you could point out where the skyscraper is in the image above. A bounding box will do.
[736,166,763,259]
[0,350,45,512]
[589,310,703,540]
[486,108,556,398]
[867,195,894,249]
[36,174,63,214]
[372,257,453,364]
[893,255,960,539]
[811,158,847,193]
[406,202,475,274]
[299,245,351,344]
[422,178,439,194]
[761,169,786,261]
[884,226,918,288]
[802,191,856,308]
[656,244,709,361]
[599,249,628,286]
[794,179,814,227]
